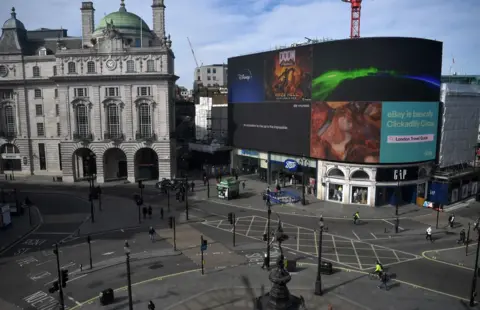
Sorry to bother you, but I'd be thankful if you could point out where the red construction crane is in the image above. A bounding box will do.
[342,0,362,39]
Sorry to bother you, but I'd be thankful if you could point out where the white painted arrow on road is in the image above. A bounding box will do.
[102,252,115,256]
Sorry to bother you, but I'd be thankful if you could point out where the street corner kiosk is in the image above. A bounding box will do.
[217,178,240,200]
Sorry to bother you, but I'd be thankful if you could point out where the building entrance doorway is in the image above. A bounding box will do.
[134,148,158,181]
[73,147,97,180]
[103,148,127,181]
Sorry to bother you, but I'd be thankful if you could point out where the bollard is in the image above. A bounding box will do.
[80,264,83,271]
[384,227,387,233]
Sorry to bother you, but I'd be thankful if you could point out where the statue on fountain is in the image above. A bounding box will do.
[254,220,305,310]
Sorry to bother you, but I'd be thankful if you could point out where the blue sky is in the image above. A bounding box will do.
[0,0,478,88]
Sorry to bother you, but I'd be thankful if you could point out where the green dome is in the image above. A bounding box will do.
[93,3,150,36]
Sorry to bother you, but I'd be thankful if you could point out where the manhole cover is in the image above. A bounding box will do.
[149,263,164,270]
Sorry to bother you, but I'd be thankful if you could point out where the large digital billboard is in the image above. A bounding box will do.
[310,101,439,163]
[228,37,443,164]
[311,37,442,102]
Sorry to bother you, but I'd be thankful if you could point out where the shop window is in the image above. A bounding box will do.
[328,168,344,178]
[417,183,426,199]
[351,186,368,204]
[328,184,343,202]
[350,170,369,180]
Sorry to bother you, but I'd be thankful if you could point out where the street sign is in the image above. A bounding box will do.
[201,244,207,251]
[1,153,21,160]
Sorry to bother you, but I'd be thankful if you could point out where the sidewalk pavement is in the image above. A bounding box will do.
[0,205,41,254]
[423,243,479,270]
[0,298,18,310]
[73,263,468,310]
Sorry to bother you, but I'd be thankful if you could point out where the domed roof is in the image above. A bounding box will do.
[93,0,150,37]
[3,7,25,30]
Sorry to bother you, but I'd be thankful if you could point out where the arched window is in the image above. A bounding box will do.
[137,103,152,138]
[4,105,16,135]
[32,66,40,77]
[146,60,155,72]
[126,60,135,73]
[328,168,344,178]
[87,61,95,74]
[106,104,121,138]
[351,170,369,180]
[38,47,47,56]
[68,62,76,74]
[75,104,89,137]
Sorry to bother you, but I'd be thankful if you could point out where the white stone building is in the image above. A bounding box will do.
[0,0,178,183]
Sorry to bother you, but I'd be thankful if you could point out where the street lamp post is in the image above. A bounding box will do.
[185,176,189,221]
[315,221,325,295]
[300,157,310,206]
[266,204,271,268]
[124,243,133,310]
[395,180,399,216]
[470,230,480,306]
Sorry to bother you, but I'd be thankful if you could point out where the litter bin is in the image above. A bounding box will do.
[100,288,114,305]
[285,259,297,272]
[320,261,333,275]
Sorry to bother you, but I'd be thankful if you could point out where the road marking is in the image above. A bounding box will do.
[69,269,202,310]
[422,247,474,271]
[23,239,46,246]
[23,290,58,310]
[14,247,30,256]
[67,296,82,306]
[216,220,223,228]
[393,250,401,262]
[17,256,39,267]
[371,244,380,262]
[297,227,300,251]
[61,262,75,269]
[29,271,51,281]
[382,219,404,230]
[36,259,54,267]
[352,230,360,240]
[246,217,254,237]
[298,262,470,302]
[314,230,319,257]
[67,274,88,283]
[32,232,72,235]
[263,217,268,234]
[351,240,362,269]
[370,232,377,239]
[42,250,55,257]
[331,236,340,262]
[102,252,115,256]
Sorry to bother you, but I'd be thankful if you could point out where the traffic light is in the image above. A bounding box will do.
[48,281,59,293]
[138,180,145,189]
[228,212,233,224]
[133,194,143,206]
[168,216,174,229]
[61,269,69,287]
[202,238,208,247]
[87,235,91,244]
[263,233,267,241]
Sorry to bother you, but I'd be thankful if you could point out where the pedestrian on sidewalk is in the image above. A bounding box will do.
[261,253,268,269]
[203,176,207,186]
[448,213,455,228]
[148,226,156,242]
[458,229,466,244]
[353,211,359,225]
[142,206,147,219]
[190,181,195,192]
[148,206,152,219]
[242,181,246,190]
[377,272,389,290]
[148,300,156,310]
[426,226,433,242]
[474,218,479,232]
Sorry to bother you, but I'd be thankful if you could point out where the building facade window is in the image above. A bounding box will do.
[207,68,211,74]
[37,123,45,136]
[86,61,96,73]
[351,186,368,204]
[213,76,216,80]
[75,103,90,137]
[34,89,42,98]
[106,104,121,138]
[38,48,47,56]
[55,104,60,116]
[212,68,216,74]
[68,62,76,74]
[33,66,40,77]
[126,60,135,72]
[35,104,43,116]
[74,88,88,97]
[0,65,8,77]
[138,102,152,137]
[137,86,151,97]
[54,89,58,98]
[4,106,15,134]
[38,143,46,170]
[53,66,57,76]
[146,60,155,72]
[328,184,343,202]
[0,90,13,100]
[207,76,211,80]
[57,122,61,136]
[105,87,119,97]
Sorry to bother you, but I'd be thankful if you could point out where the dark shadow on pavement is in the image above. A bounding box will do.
[322,273,365,294]
[388,282,401,290]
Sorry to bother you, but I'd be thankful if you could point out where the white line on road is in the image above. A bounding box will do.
[32,232,72,235]
[351,240,362,269]
[36,259,55,267]
[216,220,223,228]
[331,236,340,262]
[352,230,361,240]
[67,296,82,306]
[102,252,115,256]
[370,232,377,239]
[371,244,380,262]
[314,230,319,257]
[61,262,75,269]
[297,227,300,251]
[263,218,268,235]
[393,250,401,262]
[246,217,255,237]
[383,219,404,231]
[67,274,88,283]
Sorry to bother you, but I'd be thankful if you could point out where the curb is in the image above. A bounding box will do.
[71,251,182,275]
[0,206,42,255]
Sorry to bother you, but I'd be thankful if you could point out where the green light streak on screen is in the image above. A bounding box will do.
[312,67,396,101]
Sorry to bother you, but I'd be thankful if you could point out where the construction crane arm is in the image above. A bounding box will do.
[187,37,200,68]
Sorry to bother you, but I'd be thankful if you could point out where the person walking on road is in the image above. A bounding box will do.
[353,211,360,225]
[242,181,246,190]
[375,260,384,278]
[148,300,156,310]
[474,218,479,232]
[448,213,455,228]
[377,272,389,290]
[142,206,147,219]
[148,226,156,242]
[458,229,466,245]
[426,226,433,242]
[147,206,152,219]
[261,253,268,269]
[190,181,195,192]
